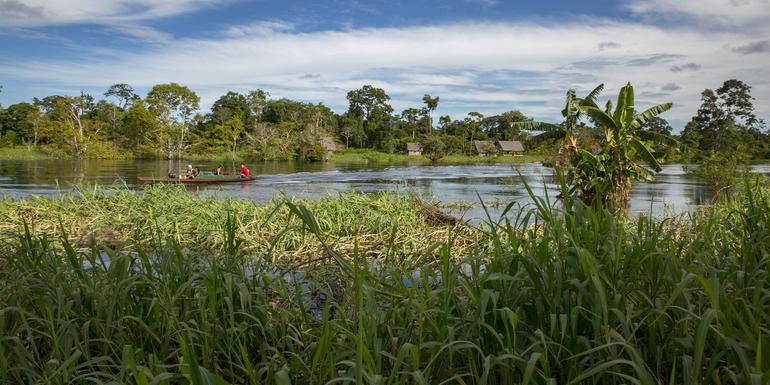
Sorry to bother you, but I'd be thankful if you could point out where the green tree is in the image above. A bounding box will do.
[421,94,439,134]
[401,108,422,139]
[104,83,139,110]
[146,83,200,159]
[0,102,40,147]
[481,110,532,140]
[121,100,157,150]
[43,93,101,156]
[682,79,765,156]
[421,135,447,163]
[346,85,394,149]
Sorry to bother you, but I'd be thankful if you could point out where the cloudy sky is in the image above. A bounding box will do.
[1,0,768,131]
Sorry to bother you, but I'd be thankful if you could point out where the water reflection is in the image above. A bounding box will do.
[0,159,763,221]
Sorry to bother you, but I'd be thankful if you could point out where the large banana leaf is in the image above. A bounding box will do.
[622,84,635,128]
[612,84,629,124]
[629,137,662,172]
[637,130,682,149]
[630,103,673,129]
[580,106,618,131]
[585,83,605,102]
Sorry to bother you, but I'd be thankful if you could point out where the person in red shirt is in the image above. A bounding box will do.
[240,164,250,178]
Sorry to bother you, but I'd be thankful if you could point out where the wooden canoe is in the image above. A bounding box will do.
[137,175,257,183]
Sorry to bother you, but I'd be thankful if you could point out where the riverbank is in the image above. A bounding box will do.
[0,147,52,160]
[330,149,547,164]
[0,146,547,165]
[1,181,768,383]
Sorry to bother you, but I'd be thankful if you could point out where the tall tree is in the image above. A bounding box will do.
[47,92,99,156]
[421,94,439,134]
[146,83,200,159]
[401,108,421,139]
[104,84,139,110]
[480,110,531,140]
[682,79,765,155]
[346,85,393,148]
[121,100,157,149]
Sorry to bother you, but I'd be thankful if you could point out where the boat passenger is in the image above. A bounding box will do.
[185,165,194,179]
[240,164,250,178]
[215,165,223,175]
[193,167,201,178]
[167,169,176,179]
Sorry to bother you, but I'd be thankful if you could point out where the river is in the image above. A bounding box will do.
[1,159,767,221]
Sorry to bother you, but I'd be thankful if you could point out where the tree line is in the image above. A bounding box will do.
[0,79,766,161]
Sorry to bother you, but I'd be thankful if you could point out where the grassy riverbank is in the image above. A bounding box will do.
[0,147,547,166]
[0,147,52,160]
[331,149,546,164]
[1,182,769,384]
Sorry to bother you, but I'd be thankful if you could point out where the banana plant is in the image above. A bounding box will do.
[568,82,672,210]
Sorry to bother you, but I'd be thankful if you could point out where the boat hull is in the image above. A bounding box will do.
[137,175,257,183]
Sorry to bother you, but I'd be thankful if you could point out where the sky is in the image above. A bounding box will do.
[1,0,769,131]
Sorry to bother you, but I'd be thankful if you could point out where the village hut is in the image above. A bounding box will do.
[406,142,422,156]
[496,140,525,156]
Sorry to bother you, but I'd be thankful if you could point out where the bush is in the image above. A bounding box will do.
[421,135,447,162]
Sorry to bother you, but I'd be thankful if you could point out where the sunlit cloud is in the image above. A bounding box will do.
[1,12,770,130]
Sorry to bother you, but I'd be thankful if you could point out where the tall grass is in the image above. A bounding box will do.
[0,178,768,384]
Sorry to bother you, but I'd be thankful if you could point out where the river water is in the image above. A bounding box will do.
[1,159,767,221]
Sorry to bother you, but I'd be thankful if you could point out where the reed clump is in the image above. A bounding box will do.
[0,185,478,267]
[0,178,768,384]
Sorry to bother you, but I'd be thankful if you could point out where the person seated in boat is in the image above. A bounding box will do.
[193,167,201,178]
[240,163,250,178]
[215,165,223,175]
[185,165,194,179]
[167,169,176,179]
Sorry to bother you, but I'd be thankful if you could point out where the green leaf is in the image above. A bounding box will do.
[585,83,604,102]
[613,84,628,123]
[631,103,673,129]
[581,106,617,131]
[630,137,662,172]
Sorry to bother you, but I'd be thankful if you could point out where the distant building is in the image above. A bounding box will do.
[319,136,337,161]
[496,140,525,156]
[406,142,422,156]
[474,140,496,156]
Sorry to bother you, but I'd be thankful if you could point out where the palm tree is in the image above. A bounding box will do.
[421,94,439,134]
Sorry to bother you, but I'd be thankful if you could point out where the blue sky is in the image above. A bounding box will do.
[1,0,769,131]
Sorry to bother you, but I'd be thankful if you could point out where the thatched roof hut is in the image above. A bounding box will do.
[496,140,525,155]
[406,142,422,156]
[474,140,496,156]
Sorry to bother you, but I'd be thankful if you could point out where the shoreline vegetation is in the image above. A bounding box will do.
[0,146,548,165]
[1,180,769,383]
[1,80,767,168]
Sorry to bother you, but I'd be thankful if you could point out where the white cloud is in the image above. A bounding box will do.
[628,0,770,25]
[0,0,229,43]
[1,18,769,131]
[0,0,223,27]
